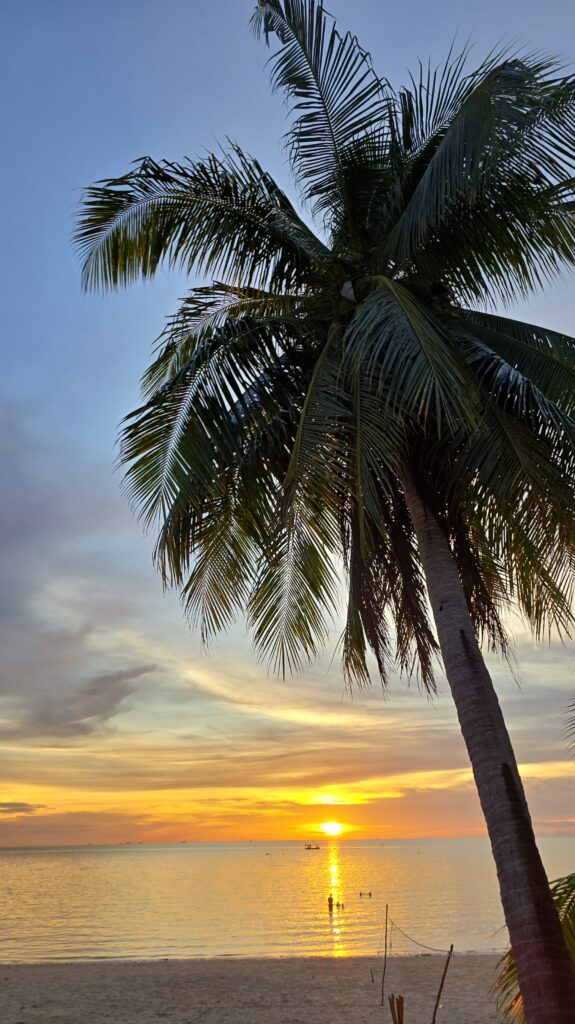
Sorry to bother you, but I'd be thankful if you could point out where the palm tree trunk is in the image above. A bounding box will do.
[402,473,575,1024]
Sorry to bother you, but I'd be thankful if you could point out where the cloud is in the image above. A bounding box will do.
[0,402,180,752]
[0,802,46,815]
[0,809,167,846]
[0,666,155,742]
[0,401,171,685]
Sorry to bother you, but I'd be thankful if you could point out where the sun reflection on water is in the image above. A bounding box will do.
[327,842,349,956]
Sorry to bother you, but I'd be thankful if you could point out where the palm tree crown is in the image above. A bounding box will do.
[76,4,575,692]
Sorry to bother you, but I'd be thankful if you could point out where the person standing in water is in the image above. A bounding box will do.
[328,894,333,913]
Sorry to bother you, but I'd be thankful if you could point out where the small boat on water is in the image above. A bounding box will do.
[305,843,320,849]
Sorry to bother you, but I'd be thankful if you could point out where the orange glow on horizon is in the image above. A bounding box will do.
[4,757,574,846]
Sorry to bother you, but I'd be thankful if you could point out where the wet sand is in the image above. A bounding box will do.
[2,954,500,1023]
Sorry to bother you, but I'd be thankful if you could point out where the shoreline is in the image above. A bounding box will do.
[1,950,503,964]
[3,953,501,1023]
[0,948,504,961]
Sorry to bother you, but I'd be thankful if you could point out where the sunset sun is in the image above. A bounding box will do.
[320,821,344,837]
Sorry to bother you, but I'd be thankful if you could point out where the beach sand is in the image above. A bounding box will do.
[2,954,500,1023]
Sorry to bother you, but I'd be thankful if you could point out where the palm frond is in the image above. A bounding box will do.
[398,44,473,153]
[343,278,478,433]
[248,501,340,676]
[567,696,575,756]
[449,506,512,658]
[330,130,405,252]
[351,515,439,692]
[457,405,575,639]
[462,331,575,441]
[341,512,393,689]
[462,311,575,412]
[76,144,333,292]
[251,0,389,227]
[177,487,258,644]
[410,170,575,305]
[147,340,314,645]
[141,283,304,397]
[385,55,575,303]
[120,313,311,529]
[386,56,540,262]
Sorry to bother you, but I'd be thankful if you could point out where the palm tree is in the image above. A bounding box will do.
[76,2,575,1019]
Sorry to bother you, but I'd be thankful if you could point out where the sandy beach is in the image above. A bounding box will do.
[2,955,500,1024]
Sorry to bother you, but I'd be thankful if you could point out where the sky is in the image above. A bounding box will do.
[1,0,575,846]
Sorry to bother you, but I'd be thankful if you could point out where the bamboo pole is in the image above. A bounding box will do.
[431,944,454,1024]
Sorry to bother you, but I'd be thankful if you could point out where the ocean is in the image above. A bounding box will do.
[1,838,574,961]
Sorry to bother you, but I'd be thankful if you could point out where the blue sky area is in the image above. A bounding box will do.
[1,0,575,846]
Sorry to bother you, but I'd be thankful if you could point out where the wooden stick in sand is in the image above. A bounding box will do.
[380,903,389,1006]
[388,993,404,1024]
[431,944,454,1024]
